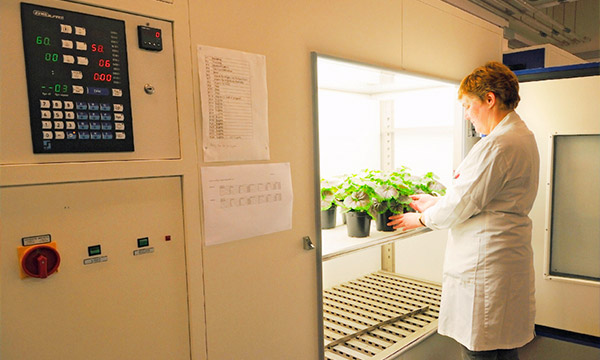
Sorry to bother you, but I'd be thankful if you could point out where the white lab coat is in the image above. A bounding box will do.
[422,111,539,351]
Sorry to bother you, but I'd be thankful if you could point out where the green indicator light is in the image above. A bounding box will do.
[137,237,149,248]
[88,245,102,257]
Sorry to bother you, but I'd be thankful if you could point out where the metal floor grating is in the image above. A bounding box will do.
[323,271,442,360]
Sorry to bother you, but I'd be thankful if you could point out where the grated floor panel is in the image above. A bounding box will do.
[323,271,442,360]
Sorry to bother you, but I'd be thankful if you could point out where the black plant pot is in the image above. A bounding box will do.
[375,209,396,232]
[320,205,337,229]
[345,211,371,238]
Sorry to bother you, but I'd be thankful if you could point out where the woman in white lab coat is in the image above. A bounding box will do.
[388,62,539,360]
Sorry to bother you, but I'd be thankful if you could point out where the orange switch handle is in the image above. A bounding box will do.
[37,254,48,279]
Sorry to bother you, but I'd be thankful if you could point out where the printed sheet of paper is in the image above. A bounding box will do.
[201,163,293,246]
[197,45,270,162]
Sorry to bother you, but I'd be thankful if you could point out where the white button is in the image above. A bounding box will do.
[53,111,63,119]
[43,131,53,139]
[76,41,87,51]
[113,104,123,112]
[115,132,126,139]
[115,123,125,130]
[114,113,125,121]
[53,121,65,129]
[65,111,75,120]
[54,131,65,139]
[60,24,72,34]
[76,56,88,66]
[66,121,76,129]
[52,100,62,109]
[63,55,75,64]
[64,101,74,109]
[71,70,83,80]
[40,100,51,108]
[61,39,73,49]
[74,26,86,36]
[41,110,51,119]
[112,89,123,97]
[42,121,52,129]
[73,85,84,94]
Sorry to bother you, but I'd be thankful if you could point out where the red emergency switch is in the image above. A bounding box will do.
[20,244,60,279]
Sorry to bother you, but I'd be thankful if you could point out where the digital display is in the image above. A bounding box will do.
[88,244,102,257]
[20,3,134,153]
[137,237,149,248]
[137,26,162,51]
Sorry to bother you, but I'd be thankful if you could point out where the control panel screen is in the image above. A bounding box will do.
[20,3,134,153]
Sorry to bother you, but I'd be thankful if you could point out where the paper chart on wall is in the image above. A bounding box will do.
[197,45,270,162]
[201,163,293,246]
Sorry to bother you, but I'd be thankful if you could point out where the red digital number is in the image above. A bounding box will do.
[98,59,111,68]
[93,73,112,82]
[91,44,104,53]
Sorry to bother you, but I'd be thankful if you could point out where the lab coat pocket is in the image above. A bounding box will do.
[439,273,475,342]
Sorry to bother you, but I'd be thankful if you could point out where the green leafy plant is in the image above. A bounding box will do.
[367,169,414,214]
[335,171,378,218]
[320,178,342,211]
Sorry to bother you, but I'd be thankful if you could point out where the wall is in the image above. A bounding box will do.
[0,0,503,359]
[517,75,600,337]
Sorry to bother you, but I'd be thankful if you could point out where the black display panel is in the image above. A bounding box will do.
[20,3,134,153]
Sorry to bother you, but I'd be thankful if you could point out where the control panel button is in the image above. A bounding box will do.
[63,54,75,64]
[41,110,51,119]
[76,41,87,51]
[40,99,51,108]
[77,56,89,66]
[54,131,65,140]
[74,26,86,36]
[64,101,74,110]
[73,85,84,94]
[71,70,83,80]
[61,39,73,49]
[60,24,72,34]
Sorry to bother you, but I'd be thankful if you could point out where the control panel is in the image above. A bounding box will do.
[20,3,133,153]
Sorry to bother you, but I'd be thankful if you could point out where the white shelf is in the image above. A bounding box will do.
[321,223,431,261]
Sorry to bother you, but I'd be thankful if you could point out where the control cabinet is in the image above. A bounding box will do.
[0,177,190,359]
[1,0,180,163]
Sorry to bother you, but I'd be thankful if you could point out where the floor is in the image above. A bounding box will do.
[519,335,600,360]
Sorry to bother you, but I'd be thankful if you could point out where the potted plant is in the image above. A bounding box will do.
[320,178,341,229]
[369,170,414,231]
[337,172,377,237]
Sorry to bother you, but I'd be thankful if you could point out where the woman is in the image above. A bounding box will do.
[388,62,539,360]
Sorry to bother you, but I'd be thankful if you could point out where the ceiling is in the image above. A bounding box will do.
[442,0,600,62]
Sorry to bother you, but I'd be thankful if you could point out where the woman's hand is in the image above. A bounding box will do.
[409,194,439,212]
[387,212,423,231]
